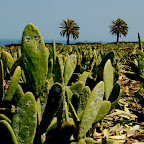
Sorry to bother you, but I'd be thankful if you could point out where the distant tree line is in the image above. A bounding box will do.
[59,18,128,44]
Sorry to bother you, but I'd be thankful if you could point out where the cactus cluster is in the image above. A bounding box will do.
[124,32,144,82]
[0,23,123,144]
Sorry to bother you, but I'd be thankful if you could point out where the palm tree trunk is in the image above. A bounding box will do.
[67,34,70,45]
[117,32,119,43]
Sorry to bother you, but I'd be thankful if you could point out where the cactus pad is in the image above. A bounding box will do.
[21,23,48,97]
[12,84,24,105]
[3,66,21,102]
[70,81,85,95]
[78,71,91,85]
[1,50,14,71]
[39,82,63,134]
[0,120,18,144]
[12,92,37,144]
[103,59,113,100]
[64,54,77,85]
[0,114,11,124]
[138,50,144,76]
[94,100,111,123]
[78,81,104,139]
[0,60,4,102]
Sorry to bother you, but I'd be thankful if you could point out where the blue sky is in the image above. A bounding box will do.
[0,0,144,43]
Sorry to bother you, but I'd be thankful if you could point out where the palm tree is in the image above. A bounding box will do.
[59,18,80,45]
[109,18,128,42]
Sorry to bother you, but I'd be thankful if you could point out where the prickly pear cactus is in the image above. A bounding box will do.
[47,59,53,79]
[83,137,98,144]
[21,23,48,98]
[137,32,144,76]
[78,71,91,85]
[111,89,123,108]
[77,86,91,116]
[3,66,21,102]
[65,86,73,104]
[39,82,63,135]
[70,81,85,95]
[64,54,77,85]
[103,59,113,100]
[1,50,14,72]
[69,102,80,126]
[94,100,111,123]
[78,139,86,144]
[100,51,114,68]
[12,92,37,144]
[138,50,144,76]
[78,81,104,139]
[138,32,143,51]
[53,38,57,77]
[109,83,120,103]
[0,60,4,102]
[54,54,65,83]
[0,114,11,124]
[12,84,24,106]
[0,120,18,144]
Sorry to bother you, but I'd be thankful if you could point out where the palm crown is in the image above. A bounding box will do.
[109,18,128,42]
[59,18,80,45]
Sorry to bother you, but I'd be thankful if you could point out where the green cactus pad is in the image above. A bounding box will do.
[71,93,80,112]
[39,82,63,134]
[47,78,54,90]
[138,32,143,51]
[64,54,77,85]
[36,98,42,125]
[0,120,18,144]
[83,137,98,144]
[1,50,14,71]
[103,59,113,100]
[3,66,21,102]
[47,59,53,79]
[12,84,24,105]
[69,102,80,126]
[77,86,91,116]
[53,39,57,77]
[0,114,11,124]
[100,51,114,68]
[65,101,70,122]
[78,81,104,139]
[21,23,48,97]
[129,61,139,74]
[78,71,91,85]
[59,122,74,144]
[46,117,57,134]
[94,100,111,123]
[109,83,120,103]
[78,139,86,144]
[54,54,65,83]
[111,89,123,108]
[70,81,85,95]
[12,92,37,144]
[65,86,73,104]
[39,80,49,116]
[0,60,4,102]
[138,50,144,76]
